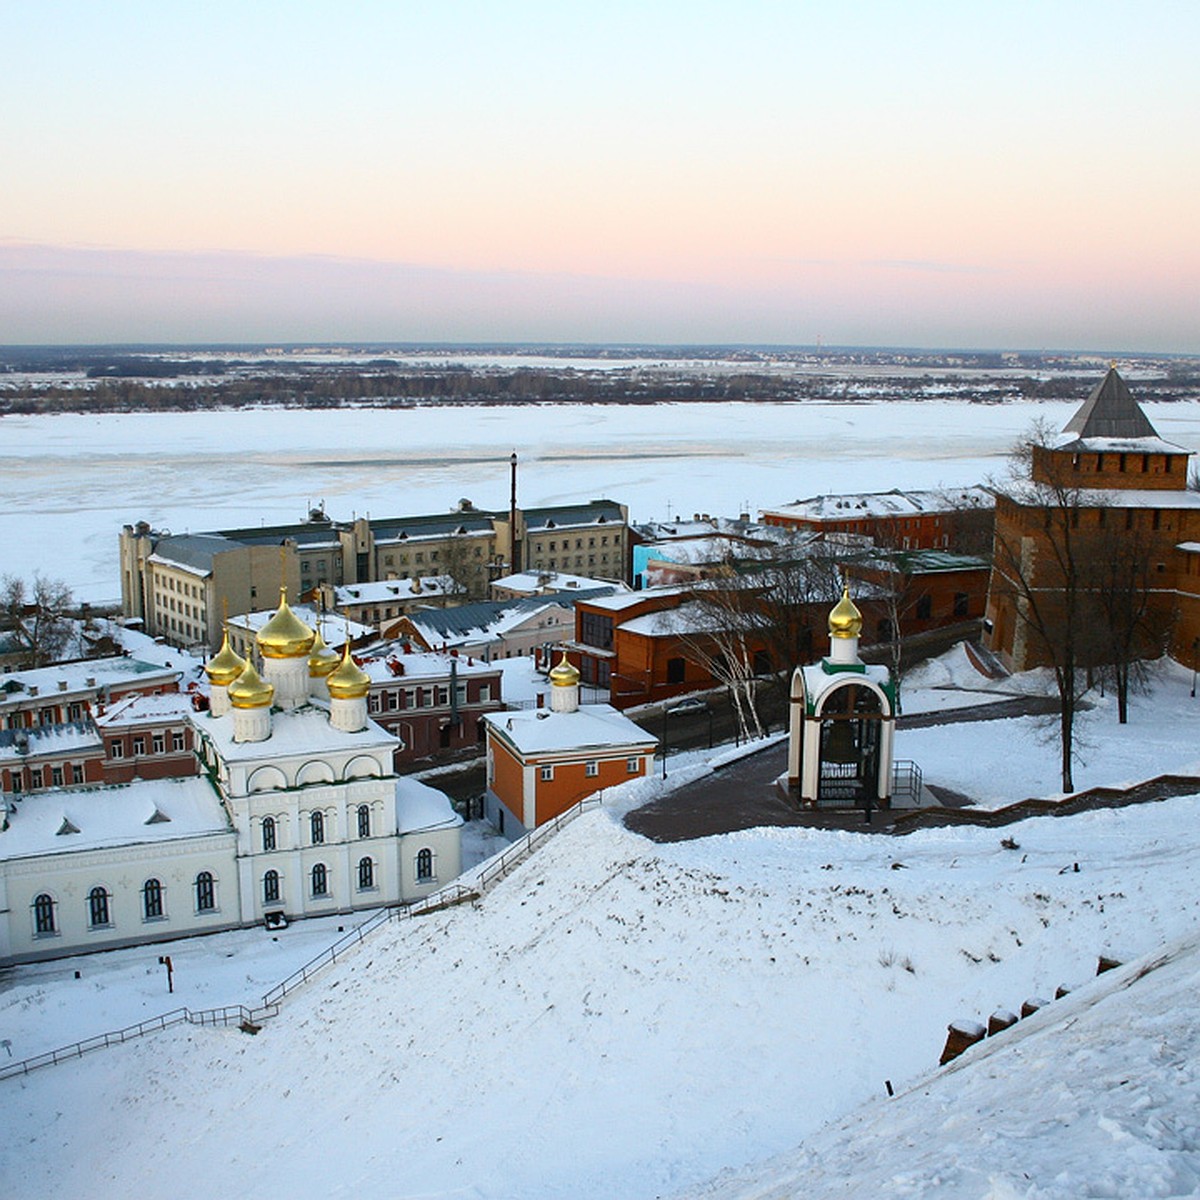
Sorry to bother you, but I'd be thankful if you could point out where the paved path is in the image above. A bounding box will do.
[625,693,1074,844]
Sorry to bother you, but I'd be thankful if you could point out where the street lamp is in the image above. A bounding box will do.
[1192,637,1199,699]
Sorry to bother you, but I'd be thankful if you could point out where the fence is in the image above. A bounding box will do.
[0,1001,278,1082]
[2,792,604,1084]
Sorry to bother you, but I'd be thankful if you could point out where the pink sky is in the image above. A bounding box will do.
[2,2,1197,350]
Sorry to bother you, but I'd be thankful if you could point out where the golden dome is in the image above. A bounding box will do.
[829,585,863,640]
[327,643,371,700]
[548,651,580,688]
[308,627,340,678]
[228,657,275,710]
[257,588,316,659]
[205,629,247,687]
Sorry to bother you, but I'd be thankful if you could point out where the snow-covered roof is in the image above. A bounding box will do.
[620,601,726,637]
[394,776,463,835]
[94,692,195,728]
[578,584,692,613]
[357,648,499,683]
[0,656,180,709]
[194,703,398,764]
[1051,434,1190,455]
[0,720,101,763]
[492,570,619,593]
[761,487,993,522]
[641,537,740,565]
[484,704,657,755]
[336,577,457,605]
[0,776,230,861]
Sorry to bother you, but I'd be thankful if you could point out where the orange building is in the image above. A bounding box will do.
[985,367,1200,672]
[483,655,657,836]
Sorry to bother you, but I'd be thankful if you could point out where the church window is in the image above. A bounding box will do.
[310,810,325,845]
[357,804,371,838]
[143,878,164,920]
[34,893,57,935]
[263,870,280,904]
[311,863,329,897]
[195,871,216,912]
[262,816,277,852]
[88,886,111,928]
[416,848,434,882]
[357,857,375,890]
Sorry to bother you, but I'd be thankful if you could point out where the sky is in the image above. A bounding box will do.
[1,1,1198,350]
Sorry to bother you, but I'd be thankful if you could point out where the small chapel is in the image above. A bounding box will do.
[786,586,899,810]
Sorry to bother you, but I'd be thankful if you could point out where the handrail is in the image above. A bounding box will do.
[2,791,607,1083]
[0,1001,278,1082]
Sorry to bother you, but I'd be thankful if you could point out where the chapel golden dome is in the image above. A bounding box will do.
[257,588,316,659]
[205,629,247,687]
[829,585,863,640]
[327,643,371,700]
[228,657,276,710]
[308,627,340,678]
[548,651,581,688]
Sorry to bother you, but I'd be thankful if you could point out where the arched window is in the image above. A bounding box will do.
[310,810,325,845]
[195,871,216,912]
[263,870,280,904]
[33,892,56,935]
[416,848,434,883]
[311,863,328,897]
[143,878,164,920]
[88,886,111,928]
[357,857,374,890]
[261,815,276,852]
[357,804,370,839]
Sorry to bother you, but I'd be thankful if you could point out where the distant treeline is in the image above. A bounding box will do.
[2,364,1199,415]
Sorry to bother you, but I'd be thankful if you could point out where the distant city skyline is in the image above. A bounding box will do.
[2,2,1198,351]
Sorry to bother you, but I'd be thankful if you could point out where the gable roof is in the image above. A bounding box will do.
[1062,368,1158,440]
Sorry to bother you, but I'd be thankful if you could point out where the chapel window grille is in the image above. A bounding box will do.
[143,878,164,920]
[88,886,111,928]
[34,892,57,935]
[195,871,216,912]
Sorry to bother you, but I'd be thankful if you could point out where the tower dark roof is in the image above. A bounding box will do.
[1062,367,1158,440]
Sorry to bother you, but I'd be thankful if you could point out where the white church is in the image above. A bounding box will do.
[0,590,462,964]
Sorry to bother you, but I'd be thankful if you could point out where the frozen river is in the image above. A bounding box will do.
[3,398,1200,603]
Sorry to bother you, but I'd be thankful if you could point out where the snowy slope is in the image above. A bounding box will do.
[681,935,1200,1200]
[5,789,1200,1199]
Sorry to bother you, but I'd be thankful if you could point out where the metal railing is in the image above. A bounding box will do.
[892,760,923,807]
[0,1001,278,1082]
[2,793,605,1083]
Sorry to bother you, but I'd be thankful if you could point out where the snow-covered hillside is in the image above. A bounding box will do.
[5,783,1200,1198]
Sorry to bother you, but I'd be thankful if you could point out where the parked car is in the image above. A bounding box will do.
[667,697,707,716]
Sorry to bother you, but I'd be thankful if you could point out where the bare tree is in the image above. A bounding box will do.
[1,573,74,666]
[1086,526,1161,724]
[989,421,1093,791]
